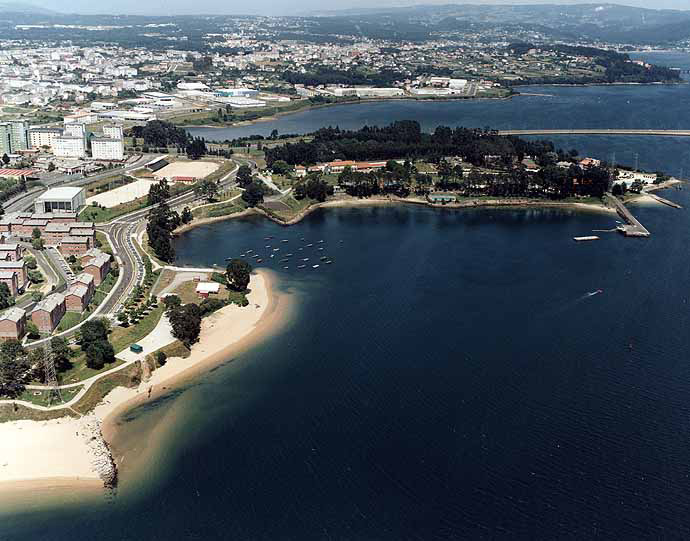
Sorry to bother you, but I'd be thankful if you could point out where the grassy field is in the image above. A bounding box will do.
[192,198,247,219]
[19,385,83,407]
[80,197,149,223]
[0,403,78,423]
[58,354,125,386]
[84,174,133,198]
[56,312,84,332]
[173,278,248,307]
[261,195,312,222]
[72,361,143,415]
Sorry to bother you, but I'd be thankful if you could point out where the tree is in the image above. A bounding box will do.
[26,321,40,339]
[236,165,253,188]
[241,181,264,207]
[194,179,219,202]
[186,137,207,160]
[1,154,9,165]
[28,270,44,284]
[271,160,291,175]
[294,182,306,200]
[0,340,28,398]
[31,237,44,250]
[48,162,56,172]
[50,336,72,371]
[32,228,41,239]
[155,351,167,366]
[0,282,12,310]
[146,200,180,263]
[163,294,181,313]
[148,179,171,206]
[226,259,252,291]
[181,206,193,224]
[85,341,115,370]
[169,303,202,347]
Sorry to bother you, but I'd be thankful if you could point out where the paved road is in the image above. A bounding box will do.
[3,154,157,214]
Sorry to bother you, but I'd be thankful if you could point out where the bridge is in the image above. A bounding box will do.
[498,129,690,137]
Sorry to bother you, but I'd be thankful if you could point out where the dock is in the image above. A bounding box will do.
[645,192,683,209]
[604,194,650,237]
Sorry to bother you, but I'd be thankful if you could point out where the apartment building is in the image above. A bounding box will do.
[0,307,26,340]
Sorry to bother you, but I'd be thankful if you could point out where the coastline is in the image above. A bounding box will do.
[0,269,287,495]
[172,195,617,236]
[182,81,683,132]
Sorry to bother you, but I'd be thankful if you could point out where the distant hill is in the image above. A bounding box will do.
[308,3,690,44]
[0,2,57,14]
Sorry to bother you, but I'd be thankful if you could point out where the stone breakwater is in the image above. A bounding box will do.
[81,414,117,488]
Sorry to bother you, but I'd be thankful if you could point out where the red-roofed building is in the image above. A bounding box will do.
[172,176,198,184]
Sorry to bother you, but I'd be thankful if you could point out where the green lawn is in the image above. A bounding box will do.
[57,352,125,385]
[19,385,83,407]
[192,198,247,219]
[80,197,149,223]
[56,312,84,332]
[72,362,143,415]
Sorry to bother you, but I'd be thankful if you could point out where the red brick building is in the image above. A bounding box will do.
[83,252,111,285]
[59,236,91,256]
[65,283,92,312]
[31,293,66,333]
[0,270,19,296]
[0,307,26,340]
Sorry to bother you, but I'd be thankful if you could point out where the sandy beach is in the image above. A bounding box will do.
[0,270,284,494]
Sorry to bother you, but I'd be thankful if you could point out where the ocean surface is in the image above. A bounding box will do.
[188,51,690,176]
[4,52,690,539]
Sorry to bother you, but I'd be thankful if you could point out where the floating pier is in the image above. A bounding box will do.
[573,236,600,242]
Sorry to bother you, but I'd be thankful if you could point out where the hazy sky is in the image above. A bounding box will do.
[28,0,690,16]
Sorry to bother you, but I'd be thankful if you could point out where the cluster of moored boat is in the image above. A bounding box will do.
[226,236,339,270]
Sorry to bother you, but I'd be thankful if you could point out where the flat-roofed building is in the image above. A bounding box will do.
[34,187,86,214]
[92,137,124,161]
[59,235,91,256]
[29,128,63,150]
[53,135,86,158]
[83,252,111,285]
[32,293,66,333]
[0,307,26,339]
[43,222,72,245]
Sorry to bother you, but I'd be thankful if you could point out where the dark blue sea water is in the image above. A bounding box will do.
[4,52,690,539]
[6,194,690,539]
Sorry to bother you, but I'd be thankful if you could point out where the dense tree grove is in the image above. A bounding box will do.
[241,181,265,207]
[265,121,560,168]
[147,183,180,262]
[0,340,28,398]
[186,137,207,160]
[265,121,613,200]
[226,259,252,291]
[81,319,115,370]
[169,303,202,347]
[130,120,190,148]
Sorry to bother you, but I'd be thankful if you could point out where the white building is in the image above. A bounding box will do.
[91,137,124,161]
[53,136,86,158]
[103,125,123,139]
[29,128,63,150]
[63,123,86,138]
[34,186,86,214]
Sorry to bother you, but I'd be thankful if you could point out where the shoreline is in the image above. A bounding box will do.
[172,195,617,235]
[181,94,519,130]
[0,269,287,495]
[182,81,684,132]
